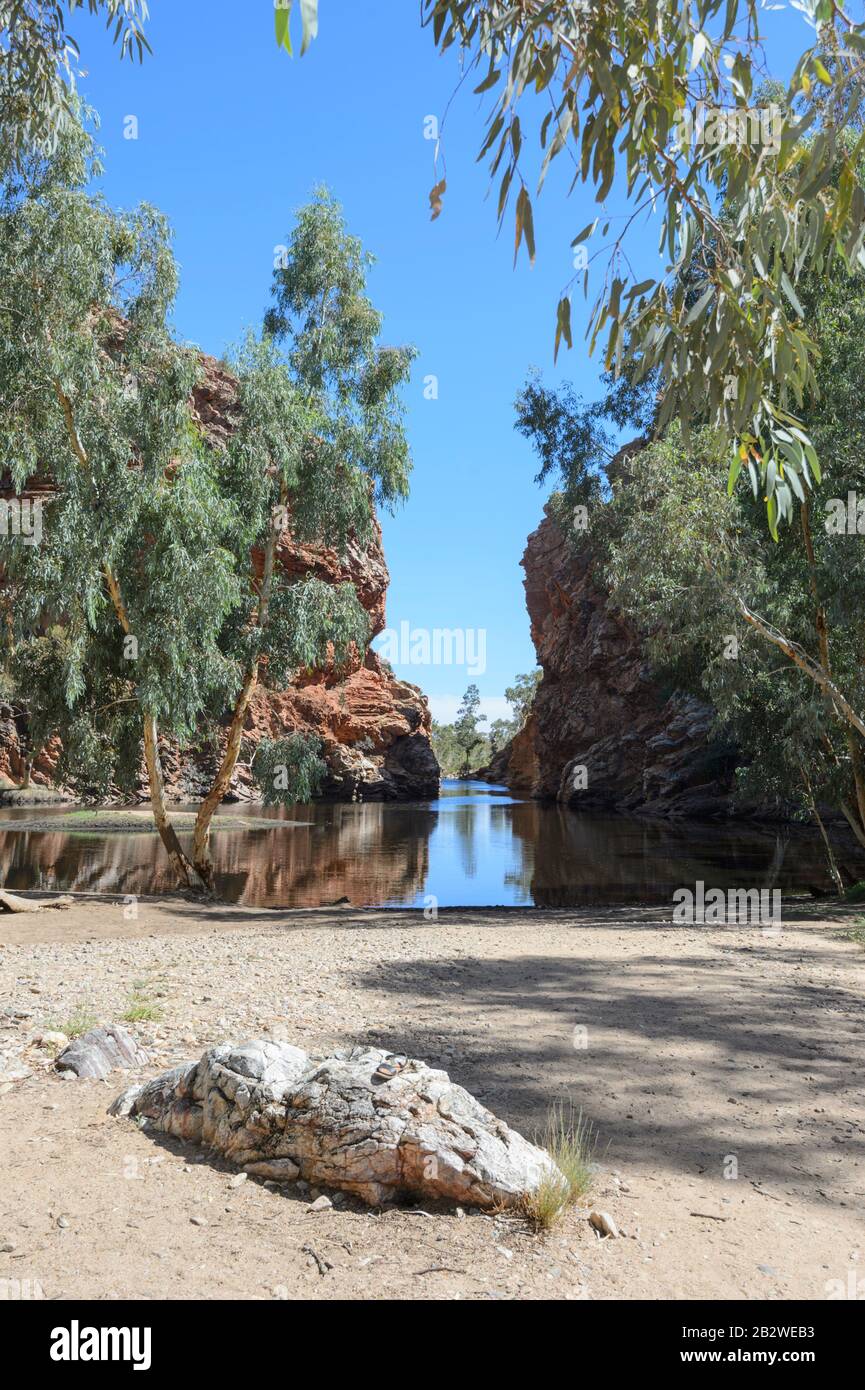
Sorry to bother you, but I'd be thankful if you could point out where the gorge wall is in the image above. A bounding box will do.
[486,506,741,818]
[0,351,439,804]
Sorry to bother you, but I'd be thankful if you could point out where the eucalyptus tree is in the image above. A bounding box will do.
[0,1,149,171]
[283,2,865,533]
[504,669,543,730]
[179,191,416,889]
[452,684,488,776]
[0,159,415,893]
[0,133,238,886]
[599,423,865,871]
[425,1,865,536]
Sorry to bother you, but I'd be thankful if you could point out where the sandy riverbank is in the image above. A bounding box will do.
[1,897,863,1300]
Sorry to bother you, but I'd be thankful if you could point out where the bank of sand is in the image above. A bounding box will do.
[1,897,863,1301]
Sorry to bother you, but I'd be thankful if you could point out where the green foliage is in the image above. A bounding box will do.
[522,1101,596,1233]
[274,0,318,58]
[449,683,487,776]
[488,717,514,757]
[0,141,238,800]
[503,668,542,730]
[431,720,478,777]
[432,672,541,773]
[517,239,865,844]
[0,2,149,172]
[45,1006,97,1038]
[0,151,412,878]
[516,370,654,509]
[264,188,415,513]
[121,986,162,1023]
[601,422,865,827]
[416,2,865,531]
[251,734,328,806]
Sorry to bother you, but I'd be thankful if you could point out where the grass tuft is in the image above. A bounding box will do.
[121,980,163,1024]
[122,997,163,1023]
[45,1008,97,1040]
[521,1100,596,1233]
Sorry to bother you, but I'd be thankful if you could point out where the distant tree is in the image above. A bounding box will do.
[451,684,488,776]
[488,717,514,756]
[430,720,461,777]
[504,670,542,730]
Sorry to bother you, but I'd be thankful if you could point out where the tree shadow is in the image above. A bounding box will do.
[345,941,865,1209]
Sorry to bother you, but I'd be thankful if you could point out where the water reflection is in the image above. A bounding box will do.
[0,780,858,908]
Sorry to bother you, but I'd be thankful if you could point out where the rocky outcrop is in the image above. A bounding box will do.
[111,1040,560,1209]
[488,507,739,818]
[0,351,439,803]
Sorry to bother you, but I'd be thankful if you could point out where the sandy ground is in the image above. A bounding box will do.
[1,896,864,1302]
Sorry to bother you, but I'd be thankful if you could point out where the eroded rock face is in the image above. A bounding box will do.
[0,350,439,803]
[487,508,738,818]
[111,1040,559,1209]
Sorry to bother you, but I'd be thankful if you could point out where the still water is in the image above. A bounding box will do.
[0,780,852,908]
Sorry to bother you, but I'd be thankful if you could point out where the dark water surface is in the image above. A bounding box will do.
[0,780,853,908]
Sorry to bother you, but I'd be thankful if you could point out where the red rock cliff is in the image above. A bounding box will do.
[488,506,738,817]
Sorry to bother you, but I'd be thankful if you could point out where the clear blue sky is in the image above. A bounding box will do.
[72,1,808,723]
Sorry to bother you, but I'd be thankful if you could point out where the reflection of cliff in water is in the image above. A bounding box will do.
[506,802,860,906]
[0,804,436,908]
[0,784,861,908]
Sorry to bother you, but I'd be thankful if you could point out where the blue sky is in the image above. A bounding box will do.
[71,1,809,723]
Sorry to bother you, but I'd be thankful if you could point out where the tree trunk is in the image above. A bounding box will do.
[841,798,865,854]
[142,714,204,891]
[191,667,258,889]
[800,762,845,895]
[190,517,278,889]
[737,599,865,740]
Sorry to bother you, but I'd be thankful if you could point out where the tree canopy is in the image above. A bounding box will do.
[283,2,865,534]
[0,1,149,172]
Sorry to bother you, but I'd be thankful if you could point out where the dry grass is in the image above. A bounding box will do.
[521,1100,597,1232]
[45,1007,98,1040]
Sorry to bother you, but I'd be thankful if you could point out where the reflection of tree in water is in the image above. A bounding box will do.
[1,794,860,908]
[507,802,860,907]
[488,805,534,898]
[0,803,439,908]
[259,803,437,908]
[450,803,479,879]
